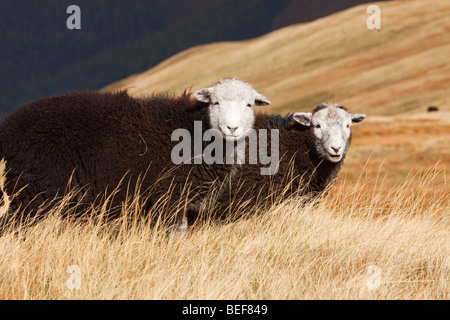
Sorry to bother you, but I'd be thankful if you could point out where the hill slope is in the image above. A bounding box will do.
[1,0,385,113]
[104,0,450,116]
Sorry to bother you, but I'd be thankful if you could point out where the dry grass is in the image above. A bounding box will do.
[0,106,448,300]
[1,0,449,300]
[341,111,450,189]
[0,159,448,300]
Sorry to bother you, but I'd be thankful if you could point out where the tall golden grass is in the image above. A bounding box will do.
[0,159,447,300]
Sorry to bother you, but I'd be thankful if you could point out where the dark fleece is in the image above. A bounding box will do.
[0,90,232,220]
[214,112,348,219]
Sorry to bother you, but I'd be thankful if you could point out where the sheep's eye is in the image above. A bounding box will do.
[315,124,321,129]
[346,124,350,128]
[213,102,219,106]
[247,103,252,108]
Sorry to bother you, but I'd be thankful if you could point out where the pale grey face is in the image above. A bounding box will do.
[194,78,271,141]
[293,103,366,163]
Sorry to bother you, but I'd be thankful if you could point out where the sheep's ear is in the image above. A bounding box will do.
[292,112,312,127]
[254,91,271,106]
[350,113,366,124]
[193,88,212,103]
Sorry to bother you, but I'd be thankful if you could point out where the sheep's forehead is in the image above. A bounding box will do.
[313,106,350,125]
[211,79,255,102]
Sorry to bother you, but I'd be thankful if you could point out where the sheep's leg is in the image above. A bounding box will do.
[176,215,188,233]
[168,215,188,237]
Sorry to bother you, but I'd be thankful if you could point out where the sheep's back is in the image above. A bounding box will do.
[0,91,190,214]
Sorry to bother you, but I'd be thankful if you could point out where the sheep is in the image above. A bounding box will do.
[0,78,271,226]
[213,102,366,217]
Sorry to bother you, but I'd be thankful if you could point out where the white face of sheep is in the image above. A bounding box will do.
[194,78,271,141]
[292,103,366,163]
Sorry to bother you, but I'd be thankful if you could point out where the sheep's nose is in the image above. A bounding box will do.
[227,126,238,134]
[331,146,341,153]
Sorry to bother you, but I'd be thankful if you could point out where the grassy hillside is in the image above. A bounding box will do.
[105,0,450,116]
[0,158,447,300]
[0,0,448,300]
[0,86,447,301]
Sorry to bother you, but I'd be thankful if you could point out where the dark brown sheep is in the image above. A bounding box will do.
[0,78,270,227]
[213,103,366,218]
